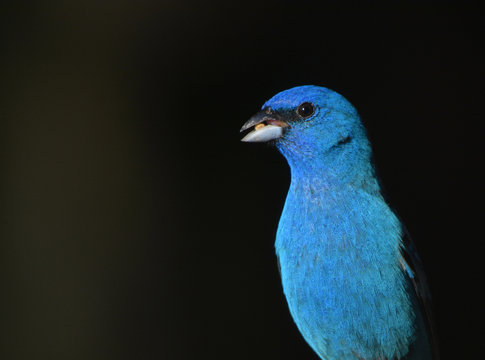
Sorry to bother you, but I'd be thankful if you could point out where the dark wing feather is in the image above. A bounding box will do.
[399,226,440,360]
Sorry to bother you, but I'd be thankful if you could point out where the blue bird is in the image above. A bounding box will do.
[240,86,438,360]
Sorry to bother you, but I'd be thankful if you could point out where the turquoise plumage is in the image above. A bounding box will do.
[241,86,438,360]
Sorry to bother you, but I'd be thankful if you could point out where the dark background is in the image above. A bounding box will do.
[1,1,482,359]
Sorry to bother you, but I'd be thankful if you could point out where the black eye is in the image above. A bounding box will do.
[297,102,315,118]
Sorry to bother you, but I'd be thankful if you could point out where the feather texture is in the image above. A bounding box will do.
[243,86,438,360]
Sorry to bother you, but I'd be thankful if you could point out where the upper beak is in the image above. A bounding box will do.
[240,110,289,142]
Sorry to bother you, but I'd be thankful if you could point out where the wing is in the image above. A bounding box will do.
[399,226,440,360]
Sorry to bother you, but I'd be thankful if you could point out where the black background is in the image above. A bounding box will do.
[1,1,483,359]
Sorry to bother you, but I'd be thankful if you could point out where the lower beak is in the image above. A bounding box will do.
[240,111,289,143]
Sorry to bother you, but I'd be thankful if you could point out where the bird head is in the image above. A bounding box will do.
[241,85,373,183]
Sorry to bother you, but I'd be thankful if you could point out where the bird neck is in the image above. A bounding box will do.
[279,141,381,197]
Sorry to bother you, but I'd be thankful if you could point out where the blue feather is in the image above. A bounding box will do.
[242,86,437,359]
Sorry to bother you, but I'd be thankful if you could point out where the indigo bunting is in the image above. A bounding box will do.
[241,86,438,360]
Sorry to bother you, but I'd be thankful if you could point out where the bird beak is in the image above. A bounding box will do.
[240,110,289,142]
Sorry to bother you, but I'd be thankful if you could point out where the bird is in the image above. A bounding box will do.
[240,86,438,360]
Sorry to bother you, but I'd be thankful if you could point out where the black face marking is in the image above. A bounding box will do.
[337,136,352,146]
[297,102,315,119]
[326,136,353,153]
